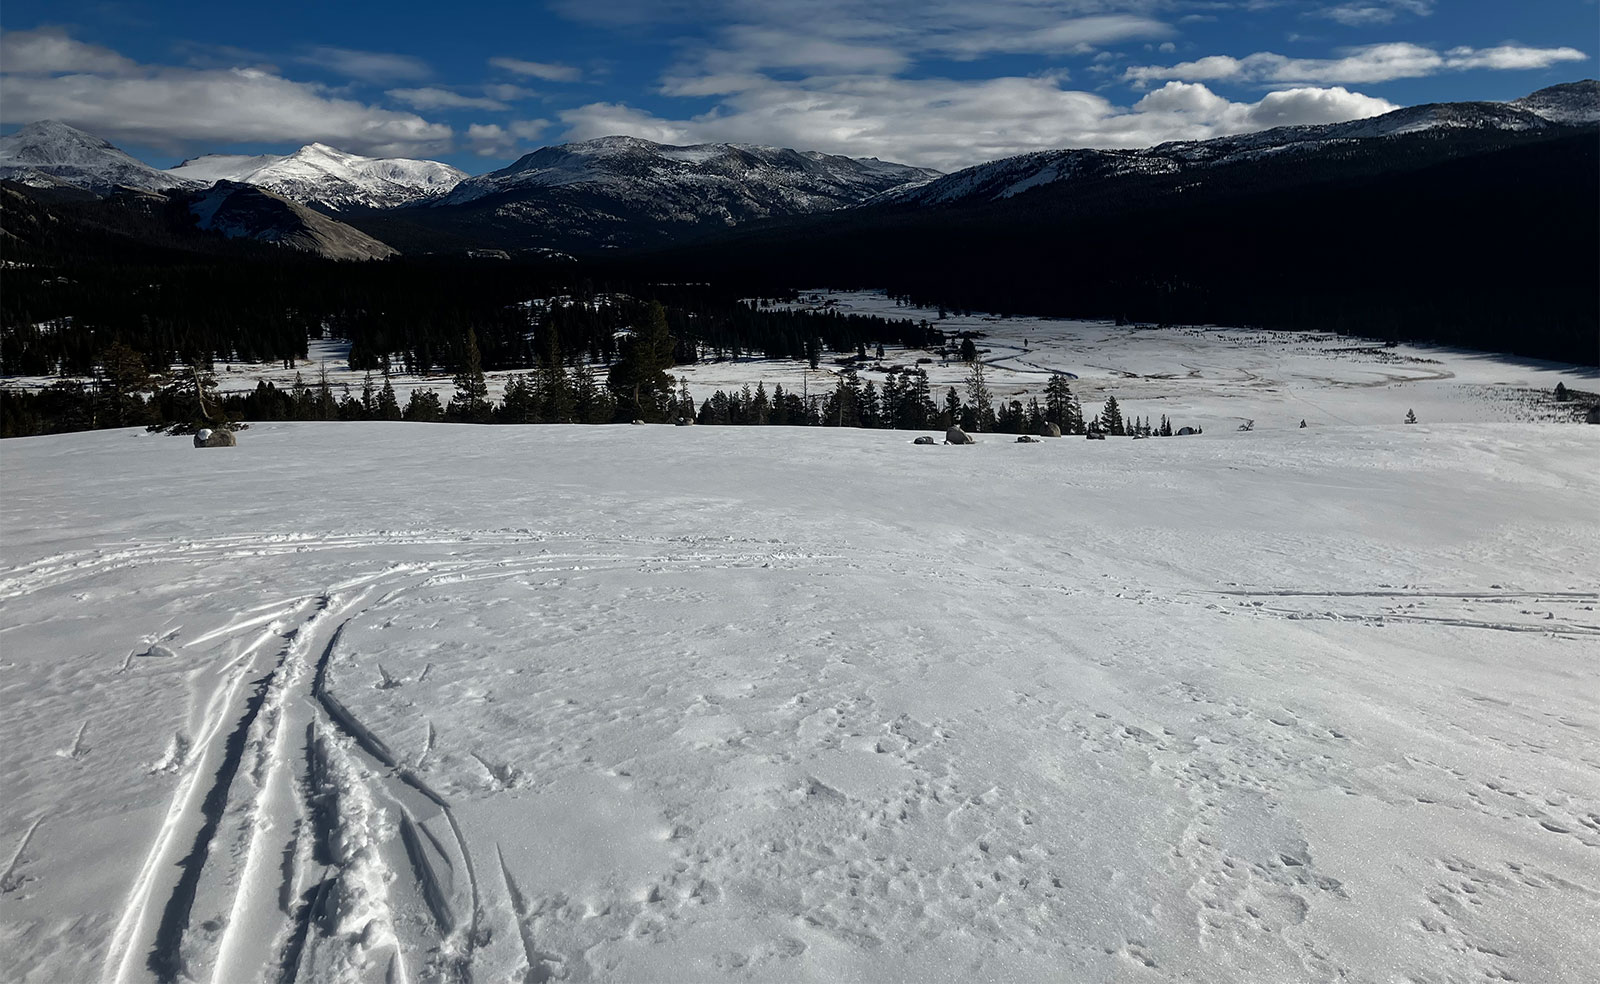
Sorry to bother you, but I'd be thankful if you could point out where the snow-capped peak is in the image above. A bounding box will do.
[0,120,198,194]
[167,143,467,210]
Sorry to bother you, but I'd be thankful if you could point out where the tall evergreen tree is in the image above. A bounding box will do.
[608,302,675,421]
[1099,394,1125,436]
[376,377,402,420]
[965,359,995,432]
[448,328,492,422]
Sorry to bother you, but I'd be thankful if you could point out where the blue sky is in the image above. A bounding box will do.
[1,0,1592,173]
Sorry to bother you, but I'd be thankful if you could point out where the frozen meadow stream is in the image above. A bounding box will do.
[2,415,1598,983]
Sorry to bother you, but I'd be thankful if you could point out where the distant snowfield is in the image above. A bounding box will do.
[3,411,1597,983]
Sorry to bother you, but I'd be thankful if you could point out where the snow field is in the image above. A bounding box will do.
[1,414,1598,983]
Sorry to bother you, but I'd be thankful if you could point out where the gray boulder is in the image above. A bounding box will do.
[945,425,974,445]
[1036,421,1062,438]
[193,428,237,448]
[1016,435,1040,443]
[913,435,937,445]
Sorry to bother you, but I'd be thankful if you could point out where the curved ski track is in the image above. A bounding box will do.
[26,527,835,984]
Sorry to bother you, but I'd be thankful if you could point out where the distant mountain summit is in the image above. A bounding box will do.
[884,80,1599,208]
[444,136,940,207]
[168,143,466,210]
[424,136,940,247]
[1511,79,1600,124]
[0,120,197,194]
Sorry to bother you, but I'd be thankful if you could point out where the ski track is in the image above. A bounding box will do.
[8,502,1596,983]
[75,551,510,984]
[40,528,846,983]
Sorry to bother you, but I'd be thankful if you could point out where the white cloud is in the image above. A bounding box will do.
[489,57,582,82]
[389,87,509,111]
[298,46,431,82]
[1444,44,1590,72]
[1126,41,1588,86]
[558,75,1400,171]
[466,119,552,156]
[0,26,139,76]
[0,33,453,158]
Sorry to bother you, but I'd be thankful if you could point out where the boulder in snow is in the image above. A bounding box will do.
[945,426,974,445]
[194,428,237,448]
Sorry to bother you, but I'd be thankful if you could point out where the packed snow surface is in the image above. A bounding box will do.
[3,401,1598,983]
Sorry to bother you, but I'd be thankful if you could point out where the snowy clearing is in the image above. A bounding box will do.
[6,290,1594,435]
[2,414,1597,983]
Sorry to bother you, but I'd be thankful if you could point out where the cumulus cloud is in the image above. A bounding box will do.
[0,31,453,157]
[1125,41,1588,86]
[466,119,553,156]
[389,87,509,111]
[298,46,432,82]
[489,57,582,82]
[559,75,1400,171]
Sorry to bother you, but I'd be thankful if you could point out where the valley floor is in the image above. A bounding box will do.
[2,419,1597,983]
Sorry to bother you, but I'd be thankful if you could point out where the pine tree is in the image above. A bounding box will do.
[499,374,536,424]
[404,388,444,422]
[942,387,962,428]
[449,329,492,422]
[376,377,402,420]
[572,362,611,423]
[96,341,153,428]
[609,302,675,421]
[965,359,995,432]
[1405,408,1418,424]
[1044,374,1075,429]
[752,381,770,425]
[1099,395,1125,436]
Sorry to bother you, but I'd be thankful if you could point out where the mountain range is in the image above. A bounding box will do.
[0,80,1594,261]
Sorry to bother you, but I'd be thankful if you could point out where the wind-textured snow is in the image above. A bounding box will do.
[168,143,467,211]
[2,345,1598,982]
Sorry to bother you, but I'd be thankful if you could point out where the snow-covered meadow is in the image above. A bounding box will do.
[2,305,1598,983]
